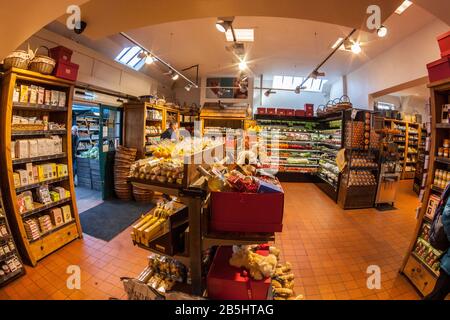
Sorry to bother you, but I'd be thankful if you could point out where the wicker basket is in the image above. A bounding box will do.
[29,47,55,75]
[132,185,154,202]
[3,50,29,70]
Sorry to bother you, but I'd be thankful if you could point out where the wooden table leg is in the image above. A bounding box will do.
[184,196,203,296]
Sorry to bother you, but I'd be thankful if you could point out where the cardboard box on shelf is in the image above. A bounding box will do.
[44,90,51,105]
[15,140,29,158]
[37,139,47,156]
[25,163,34,184]
[28,140,38,158]
[50,91,59,106]
[13,173,21,188]
[49,208,64,226]
[29,85,38,104]
[57,164,68,177]
[37,87,45,105]
[61,206,72,223]
[19,85,29,103]
[17,170,29,186]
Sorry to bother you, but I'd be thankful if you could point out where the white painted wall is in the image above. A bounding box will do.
[253,79,328,110]
[174,86,201,108]
[18,28,173,99]
[345,19,448,109]
[329,76,345,101]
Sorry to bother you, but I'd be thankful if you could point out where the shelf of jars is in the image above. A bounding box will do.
[401,77,450,297]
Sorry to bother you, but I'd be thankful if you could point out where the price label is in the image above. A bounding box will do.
[351,109,358,120]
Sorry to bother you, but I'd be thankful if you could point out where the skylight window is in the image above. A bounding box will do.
[272,76,328,92]
[225,29,254,42]
[115,46,146,70]
[395,0,413,15]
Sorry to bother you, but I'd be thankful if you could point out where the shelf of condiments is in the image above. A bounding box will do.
[147,109,163,121]
[432,169,450,190]
[412,222,443,275]
[13,84,67,108]
[0,193,24,286]
[75,115,103,152]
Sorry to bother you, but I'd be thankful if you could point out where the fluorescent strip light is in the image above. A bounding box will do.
[331,38,344,49]
[225,29,254,42]
[395,0,413,15]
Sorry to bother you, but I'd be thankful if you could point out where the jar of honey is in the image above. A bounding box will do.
[445,148,449,158]
[444,139,450,148]
[439,148,444,157]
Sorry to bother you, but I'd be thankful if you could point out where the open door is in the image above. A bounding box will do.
[99,104,123,200]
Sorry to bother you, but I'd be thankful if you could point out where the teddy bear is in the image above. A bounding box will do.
[229,245,278,280]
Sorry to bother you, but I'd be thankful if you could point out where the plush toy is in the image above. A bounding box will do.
[229,245,278,280]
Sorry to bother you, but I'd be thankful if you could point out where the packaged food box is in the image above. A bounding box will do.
[15,140,29,158]
[207,246,271,300]
[57,164,68,177]
[427,56,450,83]
[210,187,284,233]
[437,30,450,58]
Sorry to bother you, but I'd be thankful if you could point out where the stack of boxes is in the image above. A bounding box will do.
[256,104,315,117]
[427,31,450,83]
[13,163,68,188]
[12,136,63,160]
[49,46,79,82]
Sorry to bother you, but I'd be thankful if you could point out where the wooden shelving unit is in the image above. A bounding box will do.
[0,182,25,287]
[414,123,430,195]
[0,68,82,266]
[384,119,421,180]
[401,77,450,297]
[123,102,180,159]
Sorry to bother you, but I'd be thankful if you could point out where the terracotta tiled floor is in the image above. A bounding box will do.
[276,180,421,300]
[0,181,422,300]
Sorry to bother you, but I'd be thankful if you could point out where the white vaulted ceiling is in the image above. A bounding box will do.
[45,3,438,87]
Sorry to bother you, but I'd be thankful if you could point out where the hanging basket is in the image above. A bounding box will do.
[29,46,56,75]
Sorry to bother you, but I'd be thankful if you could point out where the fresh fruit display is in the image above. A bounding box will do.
[79,146,99,159]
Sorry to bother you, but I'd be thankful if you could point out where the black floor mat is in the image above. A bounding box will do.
[375,204,398,212]
[80,200,154,241]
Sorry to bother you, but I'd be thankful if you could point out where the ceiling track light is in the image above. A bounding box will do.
[145,53,156,64]
[119,32,198,89]
[216,17,235,33]
[185,84,193,91]
[238,60,248,71]
[377,25,388,38]
[351,42,362,54]
[264,89,276,97]
[311,70,326,79]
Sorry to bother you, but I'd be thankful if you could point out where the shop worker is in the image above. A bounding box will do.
[424,187,450,300]
[72,126,80,185]
[161,121,178,141]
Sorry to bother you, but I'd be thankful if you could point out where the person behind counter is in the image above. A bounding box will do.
[160,121,179,141]
[71,125,80,186]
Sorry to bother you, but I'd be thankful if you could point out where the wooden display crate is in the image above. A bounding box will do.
[132,202,188,256]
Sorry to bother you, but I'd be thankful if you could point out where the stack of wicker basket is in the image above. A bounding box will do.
[114,146,137,200]
[132,184,154,202]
